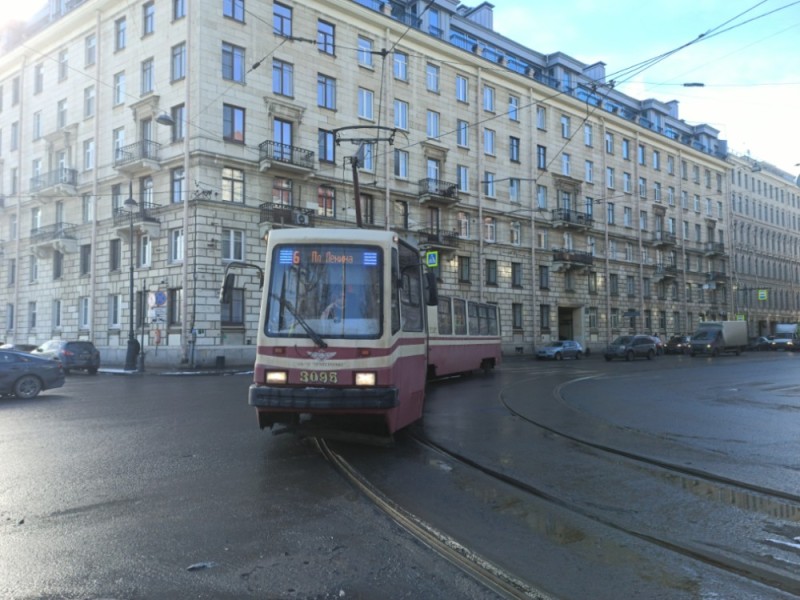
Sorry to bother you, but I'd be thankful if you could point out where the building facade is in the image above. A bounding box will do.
[0,0,795,366]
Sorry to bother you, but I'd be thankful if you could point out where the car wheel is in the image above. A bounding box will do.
[555,352,562,361]
[14,375,42,399]
[647,349,655,360]
[575,351,582,360]
[625,350,634,361]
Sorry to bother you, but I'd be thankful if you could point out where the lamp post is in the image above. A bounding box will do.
[124,183,140,370]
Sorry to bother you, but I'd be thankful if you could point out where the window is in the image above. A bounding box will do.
[141,58,154,94]
[456,75,468,102]
[537,185,547,210]
[427,111,440,138]
[606,167,615,189]
[624,206,632,227]
[638,144,645,165]
[57,99,68,129]
[483,172,495,197]
[509,179,520,203]
[540,304,551,331]
[394,149,408,178]
[426,63,439,92]
[607,202,615,225]
[536,105,546,129]
[171,104,185,141]
[561,153,570,176]
[223,0,244,22]
[221,288,244,326]
[223,104,245,142]
[483,85,495,111]
[456,120,469,147]
[360,142,375,171]
[221,167,244,202]
[273,2,291,35]
[560,115,571,138]
[512,303,523,329]
[109,295,121,328]
[84,86,95,118]
[483,128,495,154]
[509,95,519,121]
[82,194,94,223]
[483,217,496,242]
[115,17,127,51]
[457,165,469,192]
[143,1,155,35]
[512,262,522,287]
[458,256,471,282]
[457,211,470,238]
[171,43,186,81]
[83,139,95,170]
[510,221,521,245]
[639,177,647,198]
[272,60,293,96]
[33,64,43,94]
[584,160,593,183]
[32,112,42,140]
[317,74,336,109]
[358,37,373,67]
[358,88,373,119]
[222,43,246,83]
[170,229,184,262]
[318,186,335,217]
[605,132,614,153]
[537,145,547,169]
[222,229,244,261]
[622,138,630,160]
[85,34,96,66]
[168,167,184,203]
[52,300,62,329]
[485,259,497,285]
[109,239,121,271]
[80,244,91,275]
[168,289,183,325]
[394,99,408,129]
[609,273,619,296]
[510,137,520,162]
[539,265,550,289]
[317,20,335,54]
[393,52,408,80]
[584,123,593,146]
[270,177,291,205]
[174,0,185,19]
[319,130,335,163]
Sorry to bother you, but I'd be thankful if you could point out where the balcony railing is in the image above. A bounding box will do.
[30,168,78,193]
[652,230,677,245]
[418,178,459,202]
[707,271,727,282]
[113,140,162,167]
[417,227,460,248]
[258,140,315,170]
[552,248,594,266]
[30,223,78,243]
[551,208,593,227]
[655,264,678,278]
[112,203,161,226]
[704,242,725,255]
[259,202,315,227]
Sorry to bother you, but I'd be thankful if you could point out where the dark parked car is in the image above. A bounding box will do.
[32,340,101,374]
[0,349,66,398]
[747,336,775,351]
[665,335,691,355]
[604,335,657,361]
[536,340,584,360]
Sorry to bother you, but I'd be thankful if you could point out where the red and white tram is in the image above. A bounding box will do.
[223,227,500,436]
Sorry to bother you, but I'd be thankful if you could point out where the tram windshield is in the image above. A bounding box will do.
[265,244,383,340]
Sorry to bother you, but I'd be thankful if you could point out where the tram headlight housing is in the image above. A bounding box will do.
[265,370,288,384]
[354,372,376,386]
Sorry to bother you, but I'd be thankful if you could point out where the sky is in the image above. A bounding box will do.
[2,0,798,174]
[491,0,800,175]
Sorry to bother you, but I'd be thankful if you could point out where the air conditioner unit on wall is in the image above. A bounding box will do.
[294,212,309,226]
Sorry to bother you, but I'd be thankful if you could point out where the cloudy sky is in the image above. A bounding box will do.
[491,0,800,174]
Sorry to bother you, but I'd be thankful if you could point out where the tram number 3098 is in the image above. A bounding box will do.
[299,370,339,384]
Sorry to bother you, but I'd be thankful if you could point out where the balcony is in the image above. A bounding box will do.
[416,228,460,253]
[113,203,162,241]
[258,140,315,175]
[704,242,725,256]
[551,208,593,230]
[259,202,315,228]
[654,264,678,281]
[30,223,79,257]
[650,230,677,247]
[418,178,460,206]
[113,141,164,175]
[706,271,728,284]
[552,248,593,271]
[30,168,78,197]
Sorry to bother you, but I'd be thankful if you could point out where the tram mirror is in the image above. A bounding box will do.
[220,272,235,304]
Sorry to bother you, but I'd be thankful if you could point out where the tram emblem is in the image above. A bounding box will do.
[307,350,337,361]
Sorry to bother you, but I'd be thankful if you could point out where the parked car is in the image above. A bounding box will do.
[665,335,691,355]
[604,335,657,361]
[0,349,66,399]
[32,340,101,374]
[747,336,775,351]
[0,343,38,353]
[536,340,584,360]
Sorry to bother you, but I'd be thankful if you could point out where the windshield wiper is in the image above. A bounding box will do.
[270,293,327,349]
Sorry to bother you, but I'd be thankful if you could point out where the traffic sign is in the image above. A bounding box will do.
[425,251,439,268]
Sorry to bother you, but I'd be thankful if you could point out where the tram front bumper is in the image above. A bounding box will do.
[249,384,399,411]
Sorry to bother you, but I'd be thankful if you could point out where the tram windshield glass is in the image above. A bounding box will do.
[265,244,383,339]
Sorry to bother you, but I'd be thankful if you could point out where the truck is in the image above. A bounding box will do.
[771,323,798,351]
[689,321,748,357]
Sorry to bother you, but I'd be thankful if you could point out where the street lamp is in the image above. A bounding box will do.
[124,183,140,371]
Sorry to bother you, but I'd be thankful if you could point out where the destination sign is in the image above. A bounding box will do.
[277,246,379,267]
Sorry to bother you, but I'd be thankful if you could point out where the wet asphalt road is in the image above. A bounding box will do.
[3,352,800,598]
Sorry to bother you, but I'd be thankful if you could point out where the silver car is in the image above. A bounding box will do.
[536,340,584,360]
[604,335,657,361]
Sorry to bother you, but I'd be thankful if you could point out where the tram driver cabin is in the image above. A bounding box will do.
[221,228,501,436]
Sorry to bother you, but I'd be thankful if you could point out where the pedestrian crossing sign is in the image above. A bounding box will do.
[426,251,438,268]
[758,289,768,301]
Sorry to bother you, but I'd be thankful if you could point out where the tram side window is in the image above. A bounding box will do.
[437,296,452,334]
[391,248,401,334]
[399,243,423,332]
[468,301,479,334]
[478,304,489,335]
[453,298,467,334]
[487,304,499,335]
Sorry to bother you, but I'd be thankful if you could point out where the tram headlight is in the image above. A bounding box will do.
[265,370,288,384]
[354,372,376,386]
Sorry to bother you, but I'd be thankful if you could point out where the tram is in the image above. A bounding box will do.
[221,227,500,436]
